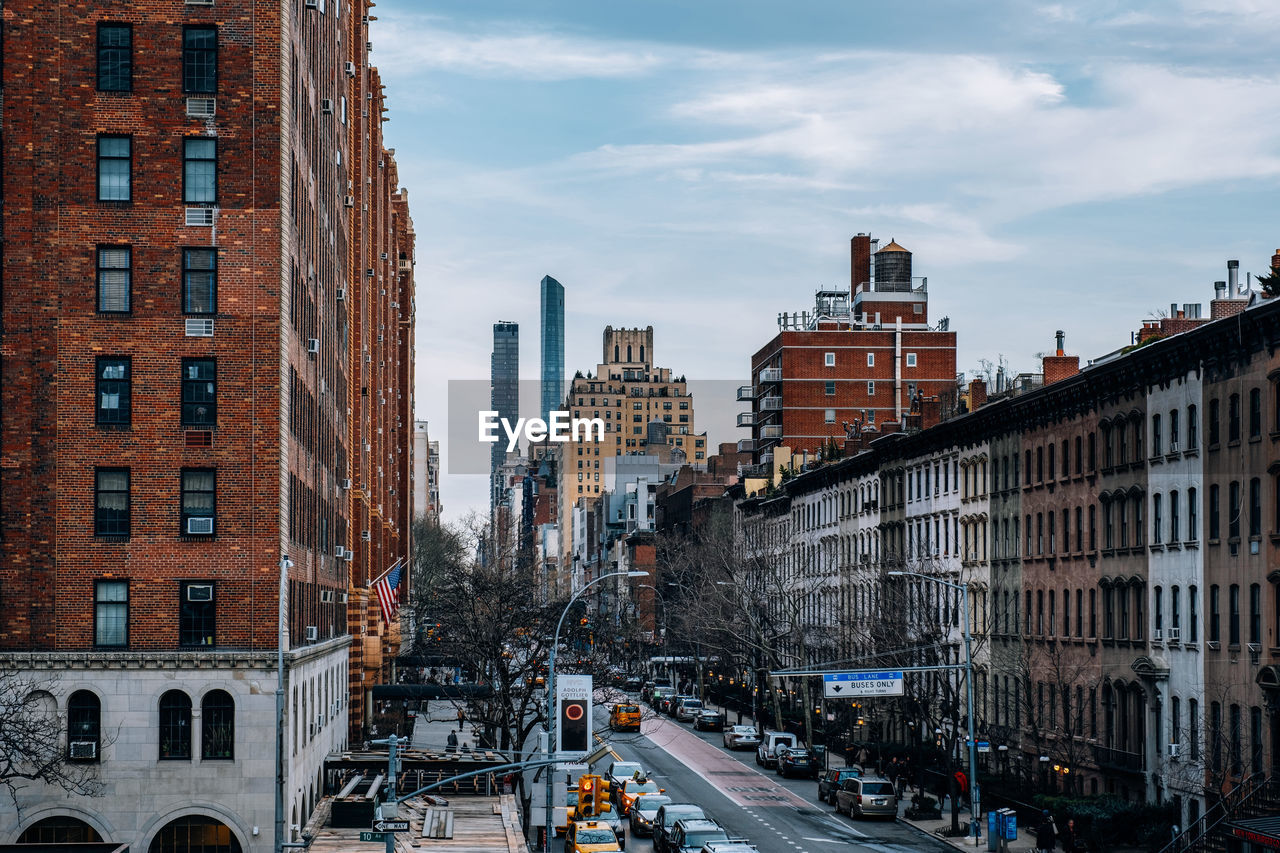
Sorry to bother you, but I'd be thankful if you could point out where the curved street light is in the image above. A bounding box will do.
[544,569,648,850]
[887,569,980,843]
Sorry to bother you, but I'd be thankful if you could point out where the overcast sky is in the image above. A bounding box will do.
[370,0,1280,522]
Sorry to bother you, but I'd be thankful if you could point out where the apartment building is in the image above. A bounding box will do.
[0,0,414,849]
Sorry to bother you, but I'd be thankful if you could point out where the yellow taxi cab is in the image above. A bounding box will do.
[567,820,622,852]
[616,777,663,816]
[609,702,642,732]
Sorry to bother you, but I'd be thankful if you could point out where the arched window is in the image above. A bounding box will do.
[202,690,235,760]
[159,690,192,760]
[148,816,242,853]
[67,690,102,762]
[18,817,102,844]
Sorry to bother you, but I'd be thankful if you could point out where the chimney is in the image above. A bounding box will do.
[1043,331,1080,385]
[1055,329,1065,357]
[1228,259,1240,295]
[1272,249,1280,272]
[1211,278,1247,320]
[851,234,872,293]
[919,397,943,430]
[969,378,987,411]
[1214,280,1227,300]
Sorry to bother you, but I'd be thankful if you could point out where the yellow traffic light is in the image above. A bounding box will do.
[578,775,597,817]
[594,778,612,815]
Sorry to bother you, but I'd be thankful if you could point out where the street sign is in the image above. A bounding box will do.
[976,740,991,753]
[359,833,387,843]
[371,820,410,833]
[822,671,905,698]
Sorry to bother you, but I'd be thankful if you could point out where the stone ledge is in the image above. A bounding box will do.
[0,635,351,671]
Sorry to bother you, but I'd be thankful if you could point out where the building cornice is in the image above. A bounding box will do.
[0,635,352,672]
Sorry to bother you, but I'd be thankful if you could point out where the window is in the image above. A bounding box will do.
[182,359,216,427]
[67,691,102,762]
[94,468,130,537]
[180,581,215,646]
[906,353,917,367]
[867,381,875,396]
[96,357,131,425]
[1229,394,1241,443]
[94,580,128,646]
[183,248,217,314]
[865,353,873,367]
[1210,484,1221,540]
[1153,493,1163,544]
[97,135,131,201]
[97,23,132,91]
[1155,586,1163,636]
[1190,698,1200,760]
[1209,399,1220,446]
[825,381,836,396]
[1170,490,1180,543]
[181,469,216,536]
[201,690,234,759]
[1230,584,1241,645]
[1250,388,1262,439]
[1251,584,1262,645]
[1230,481,1242,541]
[1103,586,1114,638]
[1250,477,1262,539]
[182,26,217,93]
[824,409,835,424]
[1188,404,1199,449]
[183,138,217,203]
[159,690,192,759]
[96,246,131,313]
[1152,414,1162,456]
[825,352,836,367]
[1210,584,1221,642]
[1189,487,1199,540]
[1089,588,1097,637]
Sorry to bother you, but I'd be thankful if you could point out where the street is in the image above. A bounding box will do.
[564,704,955,853]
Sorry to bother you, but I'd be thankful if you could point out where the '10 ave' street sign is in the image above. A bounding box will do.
[823,671,905,698]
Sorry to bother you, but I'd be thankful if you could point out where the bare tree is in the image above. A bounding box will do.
[0,670,106,807]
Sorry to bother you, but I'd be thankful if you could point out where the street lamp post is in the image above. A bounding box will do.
[543,569,647,851]
[888,570,980,845]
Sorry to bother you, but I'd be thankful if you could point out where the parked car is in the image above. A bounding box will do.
[674,698,704,722]
[692,709,726,731]
[610,703,642,732]
[649,686,676,710]
[627,794,671,837]
[622,676,643,692]
[699,844,760,853]
[641,681,657,702]
[775,746,819,779]
[834,776,898,819]
[652,803,707,853]
[669,818,730,853]
[662,693,691,716]
[722,725,761,750]
[817,767,861,805]
[755,731,798,768]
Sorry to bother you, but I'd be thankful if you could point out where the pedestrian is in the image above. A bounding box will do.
[1060,818,1081,853]
[1036,809,1058,853]
[446,729,458,752]
[457,706,465,727]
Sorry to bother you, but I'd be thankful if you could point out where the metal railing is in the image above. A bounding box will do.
[1156,772,1272,853]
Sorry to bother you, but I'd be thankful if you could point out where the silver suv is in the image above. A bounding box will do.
[835,776,898,819]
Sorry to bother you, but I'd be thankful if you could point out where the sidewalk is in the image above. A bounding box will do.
[696,698,1036,852]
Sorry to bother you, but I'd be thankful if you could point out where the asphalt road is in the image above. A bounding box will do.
[563,701,955,853]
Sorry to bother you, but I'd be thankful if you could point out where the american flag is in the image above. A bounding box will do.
[373,560,402,626]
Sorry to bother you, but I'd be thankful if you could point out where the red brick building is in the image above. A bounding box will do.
[0,0,414,849]
[742,235,958,465]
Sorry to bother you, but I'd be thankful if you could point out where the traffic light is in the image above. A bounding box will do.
[594,778,612,815]
[577,775,597,817]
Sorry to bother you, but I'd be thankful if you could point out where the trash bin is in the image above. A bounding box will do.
[987,811,1000,851]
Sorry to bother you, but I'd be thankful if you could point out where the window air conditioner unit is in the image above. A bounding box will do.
[1169,742,1180,758]
[362,530,372,541]
[335,287,346,301]
[390,301,399,309]
[187,517,214,535]
[321,99,334,114]
[1167,627,1180,642]
[70,741,98,759]
[187,584,213,602]
[185,317,215,337]
[307,338,320,353]
[364,443,371,453]
[1154,629,1163,641]
[341,478,353,489]
[186,97,216,117]
[334,546,346,559]
[1169,442,1179,453]
[344,195,355,208]
[185,207,215,227]
[305,0,318,7]
[345,61,357,77]
[305,625,318,642]
[366,268,375,277]
[340,592,349,602]
[317,713,324,729]
[380,252,389,260]
[186,0,215,5]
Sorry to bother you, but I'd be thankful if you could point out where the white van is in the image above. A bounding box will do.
[755,731,798,768]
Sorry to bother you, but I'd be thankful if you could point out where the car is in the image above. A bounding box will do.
[592,806,627,849]
[622,676,643,692]
[755,731,798,768]
[834,776,898,819]
[660,692,687,715]
[668,818,731,853]
[722,725,761,750]
[627,794,672,837]
[699,844,760,853]
[650,686,675,709]
[615,777,664,816]
[610,703,642,732]
[817,767,862,805]
[652,803,707,853]
[567,820,623,852]
[674,698,704,722]
[693,709,726,732]
[606,761,645,789]
[775,746,820,779]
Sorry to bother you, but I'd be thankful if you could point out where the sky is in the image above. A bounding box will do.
[369,0,1280,522]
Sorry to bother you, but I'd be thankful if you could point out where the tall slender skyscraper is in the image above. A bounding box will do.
[540,276,565,424]
[491,321,520,508]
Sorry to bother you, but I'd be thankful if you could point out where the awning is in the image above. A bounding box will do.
[1228,815,1280,850]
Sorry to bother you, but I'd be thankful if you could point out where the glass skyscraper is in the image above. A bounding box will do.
[540,276,565,424]
[490,321,519,508]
